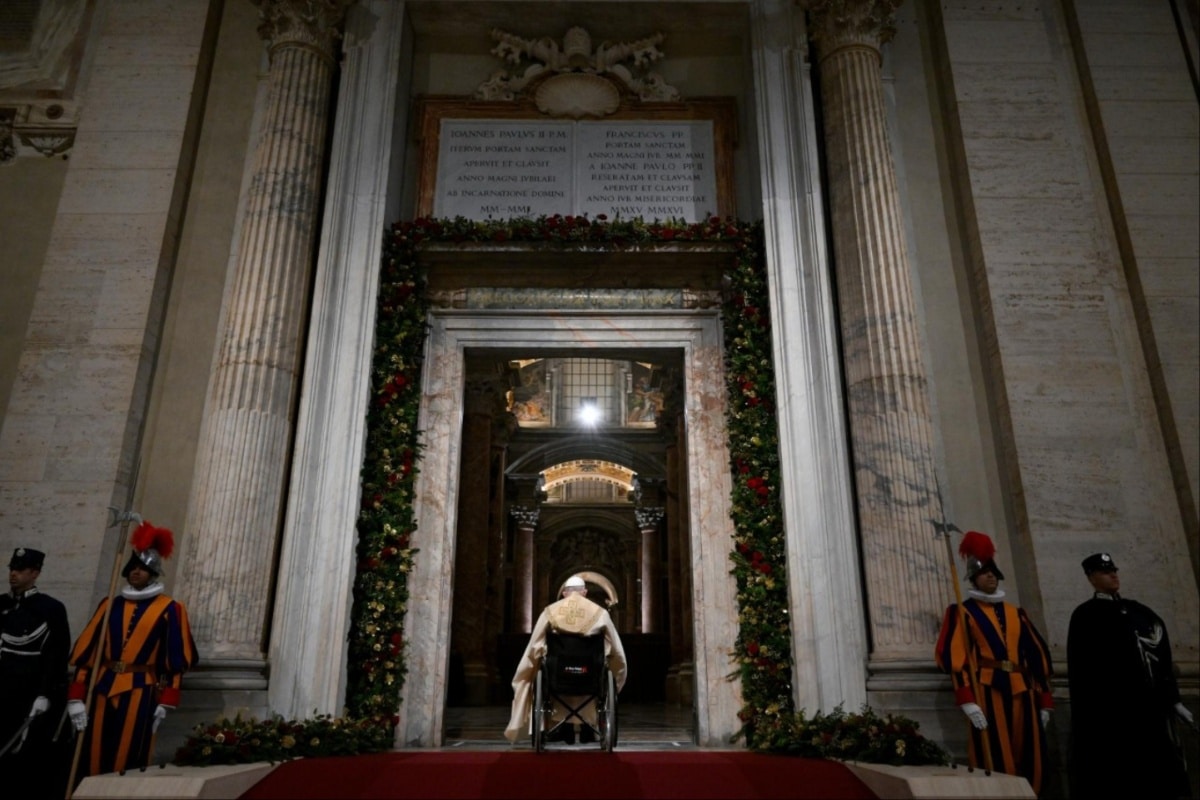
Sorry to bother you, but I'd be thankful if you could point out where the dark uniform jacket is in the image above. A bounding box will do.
[0,587,71,795]
[1068,593,1190,799]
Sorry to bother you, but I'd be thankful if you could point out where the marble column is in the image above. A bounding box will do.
[636,506,664,633]
[176,0,351,669]
[267,0,408,719]
[511,506,539,631]
[802,0,945,661]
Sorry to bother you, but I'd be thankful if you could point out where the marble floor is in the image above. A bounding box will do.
[443,703,697,751]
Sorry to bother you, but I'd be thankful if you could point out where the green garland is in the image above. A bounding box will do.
[176,214,947,767]
[720,222,796,747]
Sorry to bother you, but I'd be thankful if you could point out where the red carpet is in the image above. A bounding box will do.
[238,751,878,799]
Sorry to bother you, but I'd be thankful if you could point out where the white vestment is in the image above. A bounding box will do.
[503,593,627,742]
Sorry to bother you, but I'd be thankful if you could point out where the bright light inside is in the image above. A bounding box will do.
[577,399,602,426]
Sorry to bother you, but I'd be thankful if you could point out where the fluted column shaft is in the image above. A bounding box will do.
[804,0,944,658]
[177,0,349,662]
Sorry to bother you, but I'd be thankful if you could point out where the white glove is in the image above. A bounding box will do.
[67,699,88,731]
[1039,708,1051,728]
[1175,702,1197,731]
[960,702,988,730]
[28,695,50,717]
[152,704,168,733]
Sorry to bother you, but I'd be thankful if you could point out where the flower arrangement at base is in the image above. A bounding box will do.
[761,705,952,767]
[174,714,394,766]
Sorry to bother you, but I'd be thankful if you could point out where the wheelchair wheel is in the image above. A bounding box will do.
[532,670,546,753]
[600,669,618,751]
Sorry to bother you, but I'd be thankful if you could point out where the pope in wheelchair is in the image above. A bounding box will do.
[504,575,627,750]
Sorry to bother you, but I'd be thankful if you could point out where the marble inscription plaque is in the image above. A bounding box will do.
[434,119,717,222]
[576,121,716,221]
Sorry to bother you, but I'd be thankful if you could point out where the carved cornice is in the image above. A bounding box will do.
[799,0,901,59]
[255,0,353,63]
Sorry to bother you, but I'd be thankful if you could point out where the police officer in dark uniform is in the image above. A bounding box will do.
[1068,552,1195,799]
[1,547,71,798]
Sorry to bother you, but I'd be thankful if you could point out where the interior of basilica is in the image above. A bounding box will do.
[448,354,695,724]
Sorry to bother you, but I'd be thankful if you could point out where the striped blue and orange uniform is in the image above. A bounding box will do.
[68,593,197,776]
[935,599,1054,794]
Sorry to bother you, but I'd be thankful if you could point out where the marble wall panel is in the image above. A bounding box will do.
[1107,137,1198,174]
[961,143,1082,199]
[54,169,181,215]
[1091,65,1195,102]
[80,68,198,133]
[1125,213,1200,259]
[1115,173,1198,209]
[943,0,1198,666]
[943,21,1052,64]
[0,0,213,638]
[68,131,195,170]
[1097,100,1198,140]
[0,416,54,481]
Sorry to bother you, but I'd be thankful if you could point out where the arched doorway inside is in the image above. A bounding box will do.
[445,352,696,745]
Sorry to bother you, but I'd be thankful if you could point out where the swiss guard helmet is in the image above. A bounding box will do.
[959,530,1005,582]
[122,521,175,578]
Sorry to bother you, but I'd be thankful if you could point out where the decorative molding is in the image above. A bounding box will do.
[0,104,76,162]
[477,26,680,116]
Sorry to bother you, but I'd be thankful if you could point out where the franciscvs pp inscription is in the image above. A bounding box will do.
[433,119,718,221]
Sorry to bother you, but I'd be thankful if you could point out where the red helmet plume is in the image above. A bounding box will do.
[958,530,1004,582]
[958,530,995,563]
[131,521,175,559]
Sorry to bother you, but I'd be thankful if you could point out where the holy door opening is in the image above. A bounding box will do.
[399,308,740,748]
[443,351,698,746]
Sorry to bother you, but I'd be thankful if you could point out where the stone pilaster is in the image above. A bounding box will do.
[802,0,945,660]
[175,0,351,667]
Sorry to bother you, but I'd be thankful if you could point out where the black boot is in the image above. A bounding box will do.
[579,725,596,744]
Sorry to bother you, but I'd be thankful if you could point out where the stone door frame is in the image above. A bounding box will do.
[394,308,742,747]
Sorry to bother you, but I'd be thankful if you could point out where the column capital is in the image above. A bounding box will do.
[510,505,540,529]
[800,0,901,58]
[635,506,665,531]
[255,0,353,62]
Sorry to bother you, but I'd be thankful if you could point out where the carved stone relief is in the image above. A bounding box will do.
[477,26,681,117]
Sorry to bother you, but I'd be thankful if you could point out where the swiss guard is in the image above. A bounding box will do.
[935,530,1055,795]
[66,522,197,778]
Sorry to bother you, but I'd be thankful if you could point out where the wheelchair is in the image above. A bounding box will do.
[531,630,618,752]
